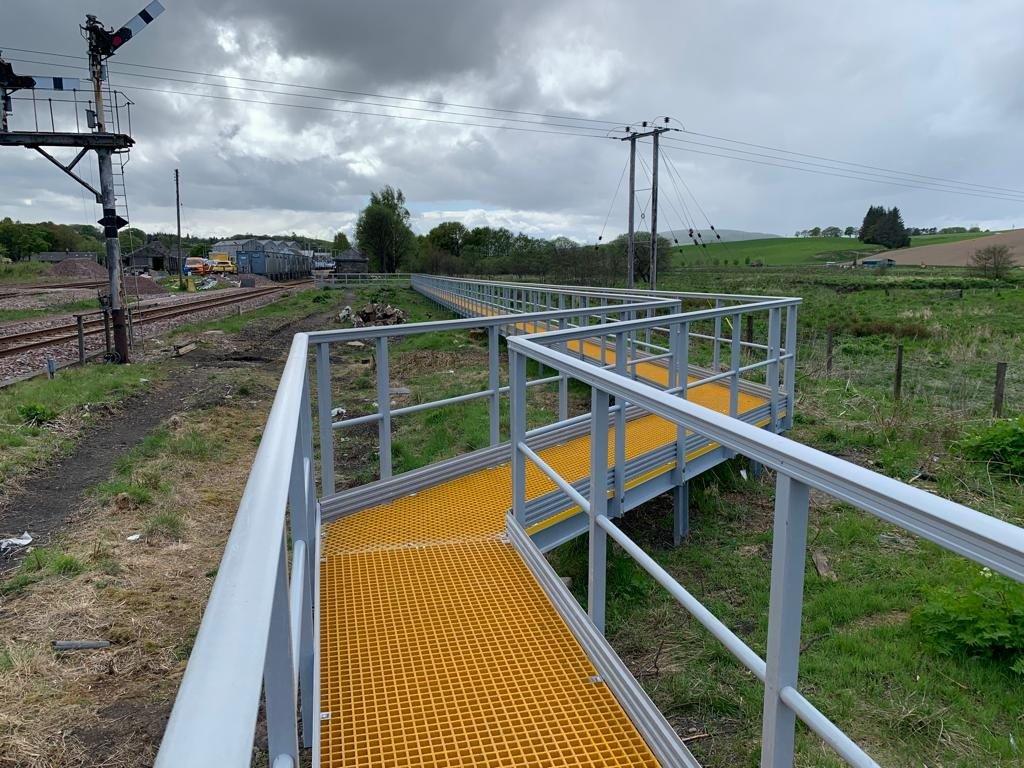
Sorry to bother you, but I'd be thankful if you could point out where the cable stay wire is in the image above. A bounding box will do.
[0,46,624,129]
[636,152,687,245]
[596,154,630,247]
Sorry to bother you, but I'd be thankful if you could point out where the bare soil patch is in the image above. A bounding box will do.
[888,228,1024,266]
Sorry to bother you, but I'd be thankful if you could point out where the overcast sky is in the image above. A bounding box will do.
[2,0,1023,242]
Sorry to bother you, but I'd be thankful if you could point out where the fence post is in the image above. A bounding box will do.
[994,361,1007,417]
[588,387,610,634]
[488,325,500,446]
[315,342,335,496]
[760,475,811,768]
[76,315,86,363]
[510,349,527,525]
[825,329,833,377]
[894,344,904,401]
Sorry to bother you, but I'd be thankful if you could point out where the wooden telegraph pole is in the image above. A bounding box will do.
[621,120,670,290]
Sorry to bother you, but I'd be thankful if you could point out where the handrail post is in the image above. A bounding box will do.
[672,320,689,544]
[289,382,315,747]
[767,308,782,431]
[761,474,811,768]
[613,334,627,513]
[783,304,798,429]
[488,324,500,446]
[315,342,334,496]
[510,349,527,525]
[588,387,610,634]
[713,299,722,371]
[264,532,299,765]
[376,336,392,479]
[730,312,742,417]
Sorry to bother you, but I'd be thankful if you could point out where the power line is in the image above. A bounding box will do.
[14,45,1023,198]
[676,127,1024,196]
[6,55,619,135]
[662,134,1024,202]
[0,45,624,129]
[7,46,1022,204]
[657,140,1024,205]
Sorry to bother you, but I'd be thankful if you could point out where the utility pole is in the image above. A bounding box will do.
[650,130,661,291]
[175,168,183,288]
[0,3,164,364]
[626,135,636,289]
[621,120,670,289]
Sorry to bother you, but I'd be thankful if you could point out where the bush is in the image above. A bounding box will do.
[955,417,1024,476]
[16,403,57,425]
[914,565,1024,675]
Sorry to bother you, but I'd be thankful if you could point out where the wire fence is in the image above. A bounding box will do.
[797,329,1021,423]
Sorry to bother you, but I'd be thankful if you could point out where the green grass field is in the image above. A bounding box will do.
[671,232,997,267]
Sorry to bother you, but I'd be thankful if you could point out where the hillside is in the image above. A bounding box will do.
[669,231,1003,267]
[670,236,878,266]
[661,228,780,244]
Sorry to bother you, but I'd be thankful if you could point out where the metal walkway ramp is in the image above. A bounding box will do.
[155,275,1024,768]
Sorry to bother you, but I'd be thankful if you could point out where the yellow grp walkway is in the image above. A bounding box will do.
[319,291,767,766]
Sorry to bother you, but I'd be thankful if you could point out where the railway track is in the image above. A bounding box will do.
[0,282,309,359]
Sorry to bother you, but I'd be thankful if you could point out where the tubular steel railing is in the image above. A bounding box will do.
[506,327,1024,768]
[155,275,1023,768]
[314,272,412,287]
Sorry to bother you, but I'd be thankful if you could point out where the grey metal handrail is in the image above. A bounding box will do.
[156,334,317,767]
[506,332,1024,768]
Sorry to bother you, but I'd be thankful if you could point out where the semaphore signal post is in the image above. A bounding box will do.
[0,2,165,363]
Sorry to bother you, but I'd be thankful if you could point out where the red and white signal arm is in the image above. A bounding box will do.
[110,1,166,52]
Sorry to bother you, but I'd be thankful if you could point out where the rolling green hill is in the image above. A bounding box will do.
[670,232,996,267]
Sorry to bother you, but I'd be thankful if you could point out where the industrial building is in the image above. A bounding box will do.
[333,246,369,274]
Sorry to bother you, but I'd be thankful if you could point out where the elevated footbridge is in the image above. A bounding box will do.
[155,275,1024,768]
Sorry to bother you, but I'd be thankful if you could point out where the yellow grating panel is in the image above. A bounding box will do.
[320,539,659,767]
[323,410,759,555]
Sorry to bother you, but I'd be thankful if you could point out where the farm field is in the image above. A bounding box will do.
[887,228,1023,266]
[670,231,1000,267]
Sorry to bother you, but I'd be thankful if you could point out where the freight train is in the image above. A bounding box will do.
[212,239,312,281]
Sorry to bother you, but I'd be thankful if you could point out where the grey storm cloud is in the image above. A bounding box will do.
[2,0,1023,240]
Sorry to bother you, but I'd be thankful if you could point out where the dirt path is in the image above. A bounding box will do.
[0,300,344,570]
[0,294,355,768]
[0,373,212,569]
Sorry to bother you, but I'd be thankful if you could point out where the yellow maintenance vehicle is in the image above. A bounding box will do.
[209,251,237,274]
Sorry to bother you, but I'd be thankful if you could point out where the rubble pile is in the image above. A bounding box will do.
[52,259,107,278]
[340,303,407,327]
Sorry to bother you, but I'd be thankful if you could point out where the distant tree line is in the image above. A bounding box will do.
[0,218,104,261]
[351,184,669,281]
[794,219,988,243]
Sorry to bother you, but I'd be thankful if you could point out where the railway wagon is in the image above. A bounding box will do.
[235,247,311,281]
